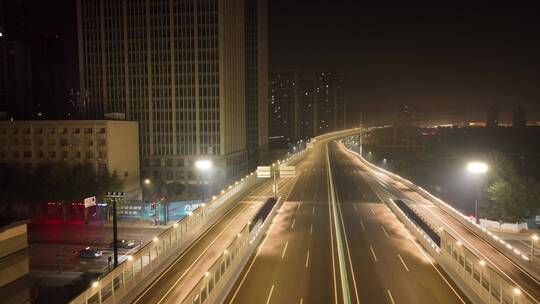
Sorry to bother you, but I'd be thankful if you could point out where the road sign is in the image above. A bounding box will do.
[279,166,296,178]
[84,196,96,208]
[257,166,272,178]
[106,191,125,198]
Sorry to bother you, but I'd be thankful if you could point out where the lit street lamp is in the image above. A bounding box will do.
[467,161,488,224]
[195,160,212,202]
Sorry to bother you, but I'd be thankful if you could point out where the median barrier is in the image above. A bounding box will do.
[344,143,539,304]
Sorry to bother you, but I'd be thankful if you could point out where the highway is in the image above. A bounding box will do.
[226,138,467,304]
[341,142,540,302]
[131,168,297,304]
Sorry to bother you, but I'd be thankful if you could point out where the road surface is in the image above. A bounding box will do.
[225,138,467,304]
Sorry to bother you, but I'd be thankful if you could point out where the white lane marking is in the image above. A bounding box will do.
[300,298,304,304]
[291,218,296,230]
[398,254,410,272]
[265,284,275,304]
[305,250,310,268]
[370,207,376,215]
[342,142,470,303]
[229,173,302,304]
[353,204,357,211]
[394,214,466,303]
[297,202,301,211]
[381,225,389,239]
[387,289,396,304]
[310,223,313,234]
[360,220,366,232]
[282,241,289,259]
[312,206,315,214]
[370,245,378,262]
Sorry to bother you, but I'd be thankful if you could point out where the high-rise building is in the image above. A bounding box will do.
[269,71,299,148]
[77,0,249,187]
[298,79,314,139]
[512,106,526,128]
[314,71,344,135]
[244,0,268,170]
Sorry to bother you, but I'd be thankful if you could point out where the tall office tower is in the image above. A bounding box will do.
[77,0,247,187]
[314,71,344,135]
[244,0,268,170]
[268,71,299,148]
[298,79,314,139]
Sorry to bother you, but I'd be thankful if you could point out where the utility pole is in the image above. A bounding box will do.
[106,191,124,268]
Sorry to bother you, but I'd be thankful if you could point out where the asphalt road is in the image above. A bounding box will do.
[226,138,467,304]
[346,143,540,302]
[131,173,295,304]
[28,225,166,274]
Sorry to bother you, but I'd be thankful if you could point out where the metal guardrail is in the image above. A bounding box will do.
[344,142,539,304]
[180,198,279,304]
[69,171,262,304]
[69,146,308,304]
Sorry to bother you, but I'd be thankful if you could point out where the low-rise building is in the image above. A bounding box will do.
[0,220,30,304]
[0,120,140,199]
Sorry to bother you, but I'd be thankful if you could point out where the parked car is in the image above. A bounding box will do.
[77,247,102,258]
[109,239,136,249]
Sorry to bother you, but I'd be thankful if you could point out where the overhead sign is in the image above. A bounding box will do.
[106,191,125,198]
[84,196,96,208]
[257,166,272,178]
[279,166,296,178]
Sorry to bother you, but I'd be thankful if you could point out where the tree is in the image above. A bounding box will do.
[484,151,540,222]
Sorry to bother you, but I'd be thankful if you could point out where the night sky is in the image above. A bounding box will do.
[9,0,540,124]
[269,1,540,123]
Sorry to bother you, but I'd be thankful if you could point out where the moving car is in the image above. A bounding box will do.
[77,247,102,258]
[109,239,136,249]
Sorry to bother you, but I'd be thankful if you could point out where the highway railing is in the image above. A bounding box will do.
[343,140,540,280]
[344,142,539,304]
[69,147,308,304]
[181,196,283,304]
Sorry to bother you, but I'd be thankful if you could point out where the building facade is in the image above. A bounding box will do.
[0,120,140,198]
[298,79,314,139]
[77,0,249,187]
[244,0,269,170]
[314,71,344,135]
[268,71,299,148]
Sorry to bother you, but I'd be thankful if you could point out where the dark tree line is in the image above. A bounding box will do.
[484,152,540,222]
[0,162,122,221]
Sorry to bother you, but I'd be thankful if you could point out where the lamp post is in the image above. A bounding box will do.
[531,234,539,263]
[195,160,212,203]
[466,161,488,224]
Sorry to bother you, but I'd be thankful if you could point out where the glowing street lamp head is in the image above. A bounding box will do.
[195,160,212,170]
[144,178,151,185]
[467,162,488,174]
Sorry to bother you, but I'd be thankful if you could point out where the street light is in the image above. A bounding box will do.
[467,161,488,224]
[467,162,488,174]
[195,160,213,202]
[531,234,539,263]
[144,178,151,185]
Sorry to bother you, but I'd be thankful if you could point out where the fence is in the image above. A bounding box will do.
[69,145,308,304]
[181,196,283,304]
[344,142,539,304]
